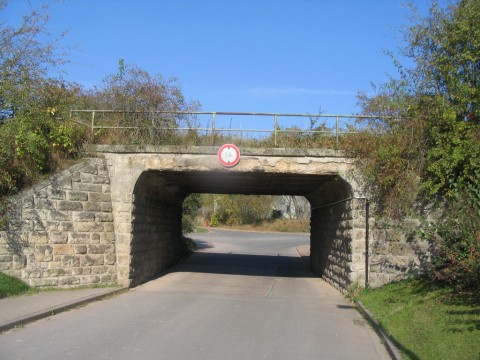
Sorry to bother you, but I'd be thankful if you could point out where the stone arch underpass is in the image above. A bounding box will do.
[102,145,369,292]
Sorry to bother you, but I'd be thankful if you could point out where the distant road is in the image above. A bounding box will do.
[0,229,389,360]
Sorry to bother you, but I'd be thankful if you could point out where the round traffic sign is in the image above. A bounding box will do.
[217,144,241,167]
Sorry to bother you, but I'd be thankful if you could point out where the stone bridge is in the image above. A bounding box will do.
[0,145,424,292]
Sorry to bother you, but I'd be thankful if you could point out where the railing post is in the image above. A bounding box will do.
[365,198,370,288]
[274,114,278,147]
[91,111,96,137]
[335,116,339,146]
[211,112,216,146]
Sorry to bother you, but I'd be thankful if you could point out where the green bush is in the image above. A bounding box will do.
[182,194,202,234]
[422,189,480,290]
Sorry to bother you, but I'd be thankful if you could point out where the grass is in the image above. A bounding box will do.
[0,272,31,298]
[202,218,310,233]
[0,272,120,299]
[355,278,480,360]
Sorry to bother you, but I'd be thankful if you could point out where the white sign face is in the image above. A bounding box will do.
[217,144,241,167]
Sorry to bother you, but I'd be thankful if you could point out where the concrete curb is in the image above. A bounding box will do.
[0,287,128,333]
[355,301,402,360]
[295,246,310,269]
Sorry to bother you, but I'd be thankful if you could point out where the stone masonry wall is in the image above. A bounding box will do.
[0,158,116,287]
[311,200,357,292]
[368,218,431,287]
[130,193,183,286]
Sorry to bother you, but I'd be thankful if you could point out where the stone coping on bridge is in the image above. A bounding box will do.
[88,144,346,157]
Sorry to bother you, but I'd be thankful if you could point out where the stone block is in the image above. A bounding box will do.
[32,188,48,199]
[75,222,104,232]
[352,241,365,254]
[0,254,13,262]
[80,254,104,266]
[80,173,93,183]
[35,199,54,210]
[23,209,46,221]
[75,245,87,254]
[89,192,111,203]
[91,265,109,274]
[73,212,95,222]
[116,243,131,255]
[114,213,131,223]
[102,202,112,212]
[53,244,74,255]
[60,222,74,231]
[112,202,132,212]
[82,164,98,175]
[35,245,53,262]
[44,268,65,277]
[45,221,60,231]
[83,202,102,211]
[0,262,12,271]
[100,233,116,244]
[60,277,80,286]
[72,267,84,275]
[100,274,115,283]
[71,171,81,182]
[92,175,110,184]
[96,213,113,222]
[104,253,116,265]
[116,223,132,233]
[54,176,73,189]
[67,191,89,201]
[22,195,35,209]
[90,233,100,244]
[50,232,68,244]
[88,244,108,254]
[103,222,114,232]
[47,188,67,200]
[353,229,366,241]
[49,210,71,221]
[72,182,103,192]
[30,278,59,287]
[58,201,83,211]
[68,232,90,244]
[59,255,80,267]
[28,231,48,245]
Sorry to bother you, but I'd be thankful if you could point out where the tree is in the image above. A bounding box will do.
[87,60,200,144]
[0,2,86,195]
[0,1,67,118]
[401,0,480,199]
[208,194,275,226]
[356,0,480,289]
[182,193,202,234]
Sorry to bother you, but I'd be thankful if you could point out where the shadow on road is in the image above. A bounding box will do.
[173,251,317,279]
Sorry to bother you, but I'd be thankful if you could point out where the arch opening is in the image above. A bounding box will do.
[130,170,360,290]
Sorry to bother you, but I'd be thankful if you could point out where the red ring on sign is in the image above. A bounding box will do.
[217,144,241,167]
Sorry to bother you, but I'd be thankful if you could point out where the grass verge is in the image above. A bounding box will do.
[0,273,30,298]
[0,272,120,299]
[203,219,310,233]
[355,278,480,360]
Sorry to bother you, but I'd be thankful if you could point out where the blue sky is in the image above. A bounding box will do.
[4,0,433,115]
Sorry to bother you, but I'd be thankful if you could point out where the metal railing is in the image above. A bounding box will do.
[70,110,382,147]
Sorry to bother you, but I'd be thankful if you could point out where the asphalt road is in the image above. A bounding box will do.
[0,229,389,360]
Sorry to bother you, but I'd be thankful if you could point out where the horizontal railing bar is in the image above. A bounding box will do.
[70,109,388,119]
